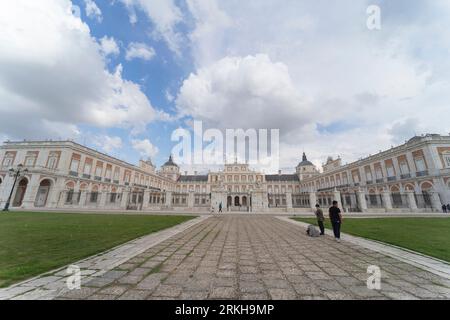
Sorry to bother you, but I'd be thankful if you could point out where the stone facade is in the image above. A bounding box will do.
[1,134,449,213]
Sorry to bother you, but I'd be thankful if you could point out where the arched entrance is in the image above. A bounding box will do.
[13,178,28,207]
[242,196,247,206]
[227,196,232,208]
[234,196,240,206]
[35,179,52,207]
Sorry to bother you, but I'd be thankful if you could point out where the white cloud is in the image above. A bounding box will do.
[132,138,159,158]
[99,36,120,57]
[0,0,167,140]
[125,42,156,61]
[93,135,123,153]
[117,0,184,54]
[177,0,450,168]
[84,0,102,22]
[176,54,311,133]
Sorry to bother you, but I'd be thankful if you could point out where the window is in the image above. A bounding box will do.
[47,152,59,169]
[444,153,450,168]
[70,159,79,172]
[105,168,112,179]
[25,153,37,167]
[415,157,426,171]
[2,155,14,167]
[114,168,120,180]
[375,168,383,179]
[399,161,409,174]
[95,166,102,177]
[365,171,372,181]
[83,163,92,175]
[386,166,395,177]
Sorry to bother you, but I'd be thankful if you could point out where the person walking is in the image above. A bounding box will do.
[329,200,342,242]
[447,204,450,213]
[219,201,223,213]
[443,204,448,213]
[314,204,325,235]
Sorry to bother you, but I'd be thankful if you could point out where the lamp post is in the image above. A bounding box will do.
[2,164,28,212]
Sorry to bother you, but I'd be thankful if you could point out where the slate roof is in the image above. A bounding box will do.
[265,174,300,182]
[178,175,209,182]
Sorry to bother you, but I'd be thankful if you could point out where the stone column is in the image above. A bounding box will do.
[48,178,66,208]
[79,191,87,208]
[333,188,341,204]
[286,191,293,210]
[120,189,129,210]
[382,190,393,211]
[142,189,150,210]
[357,189,368,212]
[405,190,418,211]
[309,192,317,211]
[99,191,107,208]
[430,191,442,212]
[188,191,195,209]
[21,174,40,209]
[165,191,173,209]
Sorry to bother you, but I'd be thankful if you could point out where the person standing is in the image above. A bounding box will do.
[447,204,450,213]
[329,200,342,242]
[443,204,448,213]
[219,202,223,213]
[314,204,325,235]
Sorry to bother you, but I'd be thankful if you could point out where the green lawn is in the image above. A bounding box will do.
[293,217,450,263]
[0,211,195,287]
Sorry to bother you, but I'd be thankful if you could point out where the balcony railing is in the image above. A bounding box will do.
[400,173,411,180]
[387,176,396,182]
[82,174,91,179]
[416,170,429,177]
[104,178,111,183]
[113,180,119,184]
[94,176,102,181]
[366,180,373,185]
[69,171,78,177]
[376,178,384,184]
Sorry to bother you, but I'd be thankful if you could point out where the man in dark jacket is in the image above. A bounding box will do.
[329,200,342,242]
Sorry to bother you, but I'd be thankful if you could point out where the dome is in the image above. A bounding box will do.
[162,155,178,167]
[297,152,314,167]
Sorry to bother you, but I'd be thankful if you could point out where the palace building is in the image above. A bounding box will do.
[0,134,449,213]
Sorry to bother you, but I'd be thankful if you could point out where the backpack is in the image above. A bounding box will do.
[306,225,320,237]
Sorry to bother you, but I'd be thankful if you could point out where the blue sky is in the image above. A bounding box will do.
[1,0,450,172]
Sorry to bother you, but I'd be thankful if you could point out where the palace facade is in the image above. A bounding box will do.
[1,134,449,213]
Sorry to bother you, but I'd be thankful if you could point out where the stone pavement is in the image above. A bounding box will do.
[51,215,450,300]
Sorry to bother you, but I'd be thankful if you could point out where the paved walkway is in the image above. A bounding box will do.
[53,215,449,300]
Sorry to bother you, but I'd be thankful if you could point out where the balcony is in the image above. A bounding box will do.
[125,182,130,186]
[113,180,119,184]
[376,178,384,184]
[387,176,396,182]
[366,180,373,185]
[82,174,91,179]
[416,170,429,177]
[94,176,102,181]
[69,171,78,177]
[400,173,411,180]
[105,178,111,183]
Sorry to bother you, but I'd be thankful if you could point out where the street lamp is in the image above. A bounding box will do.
[2,164,28,212]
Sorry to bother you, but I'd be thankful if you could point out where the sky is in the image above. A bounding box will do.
[0,0,449,173]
